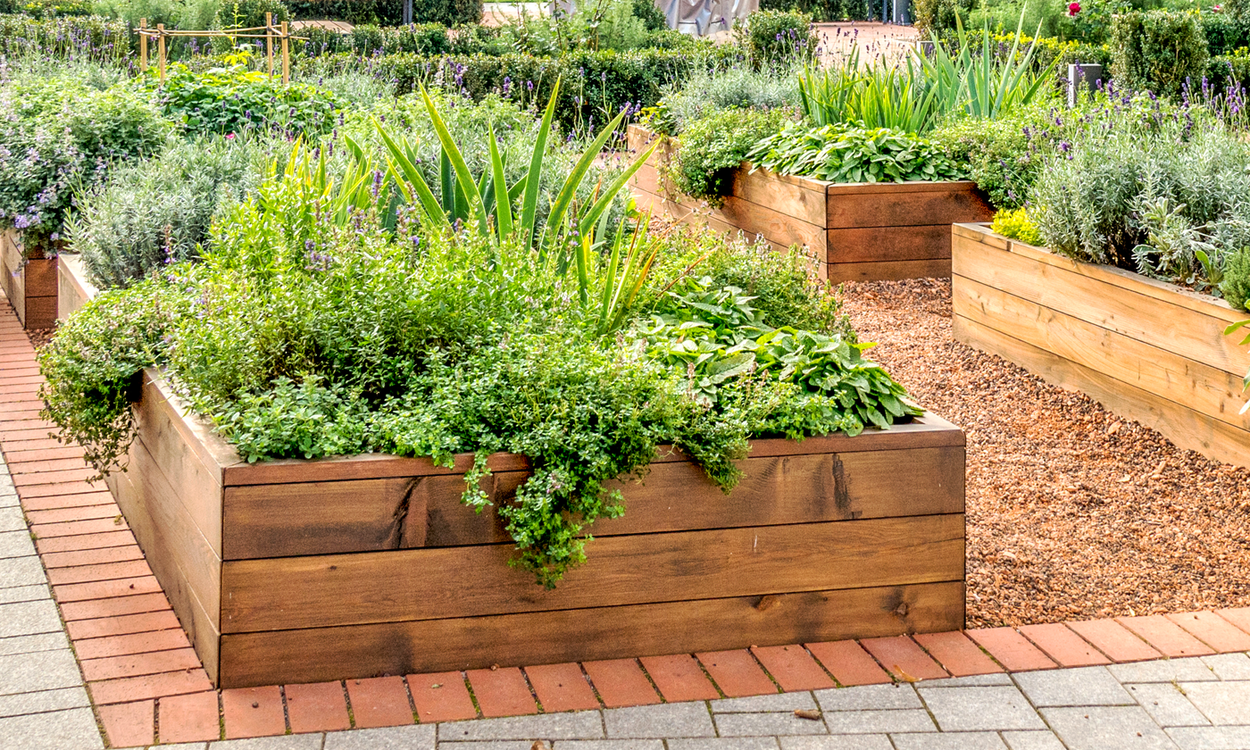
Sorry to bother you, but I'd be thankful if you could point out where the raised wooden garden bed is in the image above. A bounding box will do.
[56,253,97,322]
[0,229,57,329]
[627,124,993,283]
[952,222,1250,469]
[108,369,967,688]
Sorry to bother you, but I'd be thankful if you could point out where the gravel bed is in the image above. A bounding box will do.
[840,278,1250,628]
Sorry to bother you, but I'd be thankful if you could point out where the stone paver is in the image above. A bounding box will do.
[1014,665,1136,706]
[918,685,1048,731]
[1042,706,1179,749]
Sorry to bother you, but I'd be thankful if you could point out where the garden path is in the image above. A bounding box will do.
[4,289,1250,749]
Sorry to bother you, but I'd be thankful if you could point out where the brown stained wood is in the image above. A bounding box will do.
[217,580,965,688]
[955,276,1250,431]
[828,225,952,264]
[107,444,222,682]
[220,514,964,632]
[827,183,991,229]
[717,194,826,255]
[20,295,55,330]
[827,259,952,284]
[23,257,56,298]
[952,229,1250,375]
[734,165,828,227]
[222,446,964,559]
[56,254,97,321]
[955,315,1250,470]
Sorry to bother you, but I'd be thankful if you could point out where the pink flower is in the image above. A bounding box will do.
[225,132,236,140]
[1067,1,1080,15]
[1214,3,1223,11]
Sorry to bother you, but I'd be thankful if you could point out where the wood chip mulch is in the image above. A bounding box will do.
[840,277,1250,629]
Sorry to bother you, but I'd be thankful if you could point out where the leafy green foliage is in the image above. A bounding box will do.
[736,9,819,69]
[799,51,946,134]
[215,0,289,31]
[990,207,1042,246]
[153,64,341,138]
[0,13,131,62]
[1221,246,1250,311]
[759,0,876,23]
[668,107,792,204]
[747,122,965,184]
[1111,10,1209,95]
[642,64,797,137]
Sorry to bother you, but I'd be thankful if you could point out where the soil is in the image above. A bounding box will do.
[840,277,1250,629]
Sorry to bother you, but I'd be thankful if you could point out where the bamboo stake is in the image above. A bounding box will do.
[139,18,147,71]
[266,12,274,77]
[157,23,166,83]
[281,21,290,85]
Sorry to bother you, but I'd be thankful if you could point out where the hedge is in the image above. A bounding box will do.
[1111,10,1209,96]
[287,0,481,26]
[759,0,876,23]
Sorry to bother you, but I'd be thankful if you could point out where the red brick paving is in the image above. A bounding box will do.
[751,645,835,691]
[1018,623,1112,667]
[466,668,538,718]
[582,659,661,707]
[696,650,778,697]
[806,640,893,686]
[524,663,600,712]
[7,298,1250,745]
[641,654,720,702]
[286,681,352,733]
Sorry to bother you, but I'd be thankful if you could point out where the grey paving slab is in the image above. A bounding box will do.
[0,583,49,604]
[0,631,68,657]
[326,724,436,749]
[0,706,103,750]
[1002,730,1067,750]
[821,709,936,734]
[0,600,64,638]
[1110,658,1219,684]
[1014,666,1136,707]
[1042,706,1180,750]
[0,530,35,559]
[0,505,25,532]
[714,712,827,737]
[209,736,324,749]
[603,703,714,739]
[813,684,920,711]
[555,741,666,750]
[1167,725,1250,750]
[778,738,893,750]
[918,686,1047,731]
[889,731,1008,750]
[1128,682,1210,727]
[1200,654,1250,681]
[667,740,780,750]
[0,685,89,718]
[1179,681,1250,725]
[0,555,45,589]
[917,674,1014,688]
[441,713,603,742]
[436,742,533,750]
[0,647,85,696]
[712,692,817,713]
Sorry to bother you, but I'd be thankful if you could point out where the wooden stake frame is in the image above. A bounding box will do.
[134,20,307,84]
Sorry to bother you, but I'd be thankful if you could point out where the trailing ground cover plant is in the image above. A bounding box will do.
[747,122,965,183]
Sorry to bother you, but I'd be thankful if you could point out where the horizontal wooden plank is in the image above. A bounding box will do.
[954,315,1250,469]
[827,258,951,283]
[952,230,1250,376]
[828,180,982,196]
[733,165,827,227]
[955,275,1250,431]
[222,446,964,559]
[827,183,991,229]
[217,580,965,688]
[220,513,964,632]
[828,225,952,264]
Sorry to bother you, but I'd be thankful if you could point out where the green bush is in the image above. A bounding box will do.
[1207,47,1250,89]
[668,106,793,205]
[215,0,289,28]
[21,0,91,17]
[301,21,451,55]
[642,64,797,136]
[1201,12,1250,56]
[1220,247,1250,310]
[746,122,965,184]
[0,75,171,252]
[1111,10,1209,95]
[287,0,403,23]
[990,207,1042,245]
[153,64,341,137]
[736,9,818,68]
[989,31,1112,84]
[759,0,874,22]
[0,13,131,61]
[632,0,667,30]
[914,0,974,38]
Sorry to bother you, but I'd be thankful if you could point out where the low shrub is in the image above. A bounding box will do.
[747,122,965,184]
[0,74,171,252]
[990,207,1042,245]
[287,0,405,23]
[736,9,818,69]
[760,0,875,23]
[1207,47,1250,90]
[215,0,290,30]
[153,64,342,137]
[642,64,798,136]
[1221,247,1250,310]
[1111,10,1209,95]
[21,0,91,16]
[667,106,793,205]
[914,0,974,38]
[301,21,451,56]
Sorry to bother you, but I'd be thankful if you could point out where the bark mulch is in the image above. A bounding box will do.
[840,277,1250,629]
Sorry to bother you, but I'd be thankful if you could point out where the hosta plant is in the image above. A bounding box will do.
[746,123,965,184]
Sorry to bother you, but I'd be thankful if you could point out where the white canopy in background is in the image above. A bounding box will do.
[659,0,759,36]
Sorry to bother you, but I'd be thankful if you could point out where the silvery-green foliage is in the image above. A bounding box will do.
[68,134,280,289]
[650,64,799,136]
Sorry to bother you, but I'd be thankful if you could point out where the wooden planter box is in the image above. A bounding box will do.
[109,370,967,688]
[628,125,993,283]
[56,253,97,322]
[952,222,1250,469]
[0,229,57,329]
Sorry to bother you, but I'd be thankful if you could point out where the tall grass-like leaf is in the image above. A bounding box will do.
[374,122,447,230]
[544,106,630,251]
[522,79,560,252]
[420,86,487,234]
[488,122,513,242]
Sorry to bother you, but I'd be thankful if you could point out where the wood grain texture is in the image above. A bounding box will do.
[56,253,97,321]
[828,225,952,264]
[220,514,965,631]
[827,259,952,283]
[217,581,965,688]
[826,183,992,228]
[222,446,964,559]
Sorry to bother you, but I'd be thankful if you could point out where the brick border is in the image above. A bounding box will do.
[5,299,1250,747]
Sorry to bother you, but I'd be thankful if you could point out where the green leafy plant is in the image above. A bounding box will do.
[736,9,818,69]
[1111,10,1209,96]
[799,50,945,134]
[746,122,965,184]
[153,63,342,137]
[667,106,792,205]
